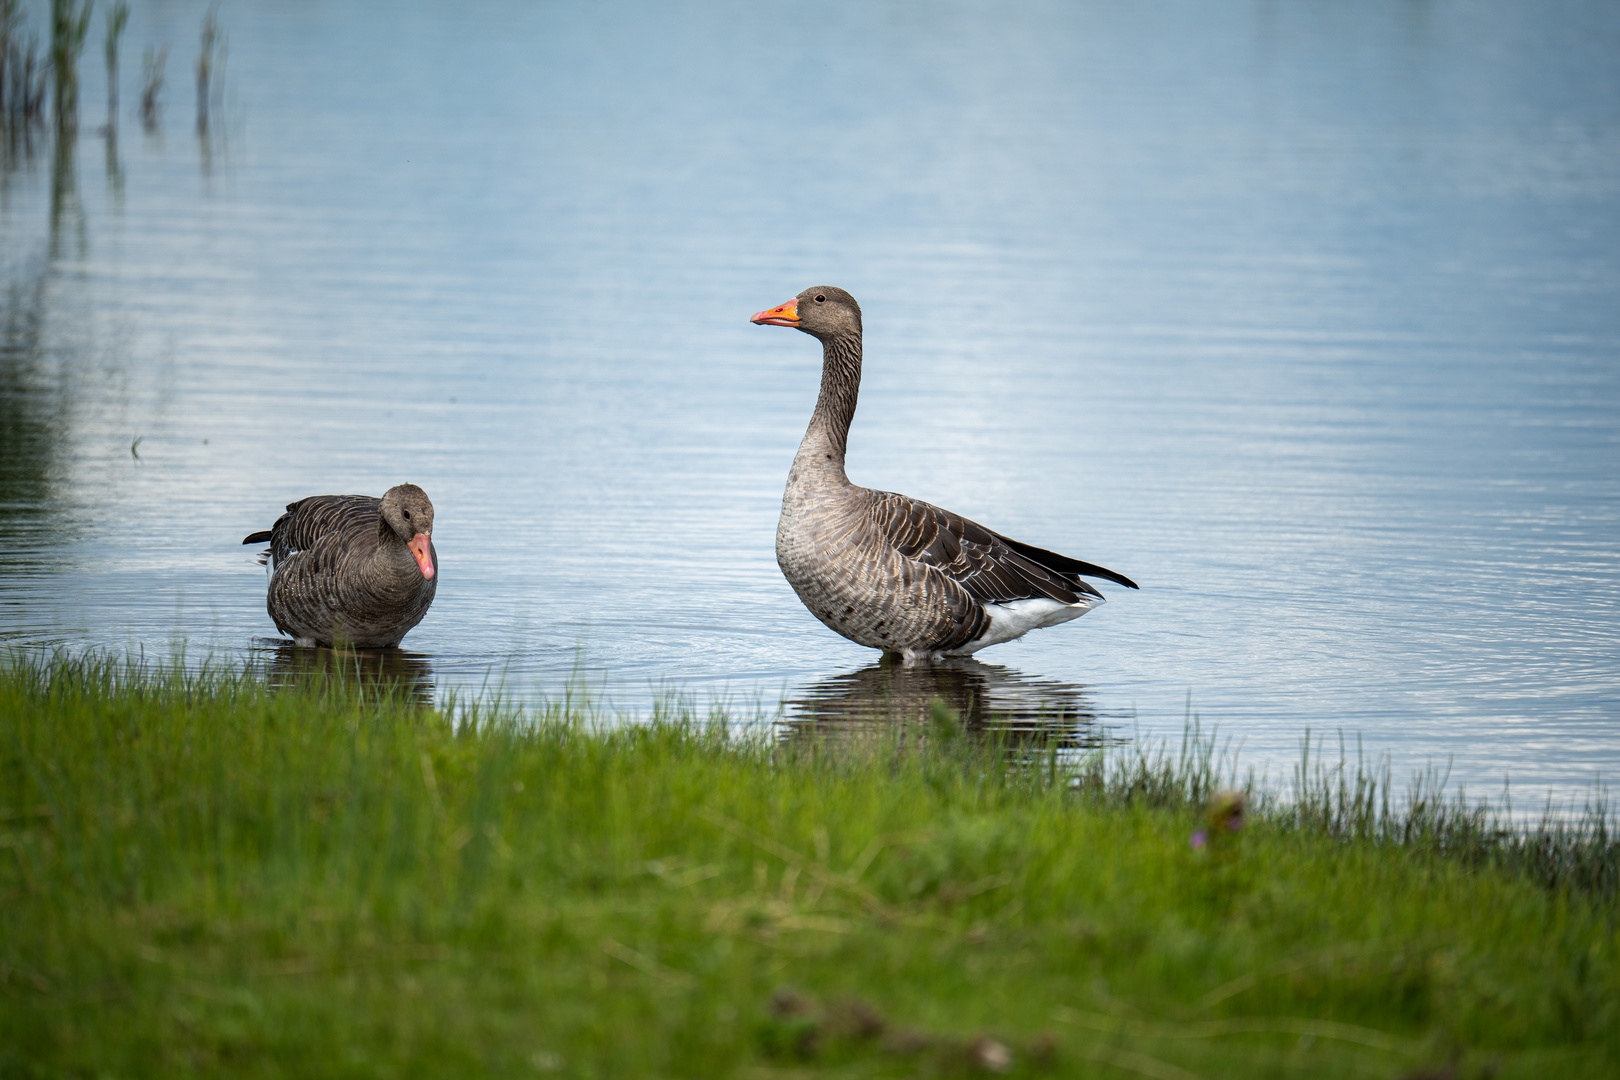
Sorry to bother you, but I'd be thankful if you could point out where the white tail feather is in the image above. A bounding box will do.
[947,596,1104,655]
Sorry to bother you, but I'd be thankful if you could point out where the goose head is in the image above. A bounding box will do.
[379,483,436,580]
[752,286,862,341]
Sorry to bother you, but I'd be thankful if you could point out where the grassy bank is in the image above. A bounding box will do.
[1,654,1615,1079]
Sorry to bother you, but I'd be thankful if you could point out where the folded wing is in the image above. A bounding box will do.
[242,494,382,567]
[865,489,1137,607]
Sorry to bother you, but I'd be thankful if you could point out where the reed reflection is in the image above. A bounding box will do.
[103,128,122,198]
[0,258,72,579]
[255,642,437,705]
[49,127,84,257]
[780,657,1110,753]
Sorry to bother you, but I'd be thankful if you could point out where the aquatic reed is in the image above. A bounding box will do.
[1,651,1614,1078]
[137,41,162,131]
[1,0,48,136]
[101,0,125,129]
[48,0,91,134]
[194,2,221,135]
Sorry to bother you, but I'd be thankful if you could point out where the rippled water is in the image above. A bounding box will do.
[2,0,1617,804]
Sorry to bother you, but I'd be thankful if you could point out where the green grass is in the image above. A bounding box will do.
[1,653,1615,1079]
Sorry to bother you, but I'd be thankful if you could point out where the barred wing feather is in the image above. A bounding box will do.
[866,490,1136,606]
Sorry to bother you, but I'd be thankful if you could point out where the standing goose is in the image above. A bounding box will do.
[242,484,438,648]
[752,287,1136,664]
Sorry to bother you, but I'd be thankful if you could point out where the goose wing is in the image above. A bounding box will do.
[865,489,1136,605]
[243,495,381,567]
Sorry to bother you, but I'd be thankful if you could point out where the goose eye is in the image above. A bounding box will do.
[814,294,826,303]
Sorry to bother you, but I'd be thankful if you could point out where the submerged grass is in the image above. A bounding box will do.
[1,652,1615,1079]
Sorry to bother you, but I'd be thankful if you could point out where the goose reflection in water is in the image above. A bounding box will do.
[254,641,437,705]
[780,657,1110,752]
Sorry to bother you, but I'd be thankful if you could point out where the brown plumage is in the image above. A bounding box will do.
[752,286,1136,664]
[242,484,438,648]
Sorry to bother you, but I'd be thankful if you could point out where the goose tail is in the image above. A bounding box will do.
[243,529,274,566]
[1001,535,1139,590]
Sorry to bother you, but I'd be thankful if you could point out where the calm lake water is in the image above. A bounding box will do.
[3,0,1617,806]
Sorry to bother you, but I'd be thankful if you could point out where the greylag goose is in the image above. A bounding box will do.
[242,484,438,648]
[752,287,1136,664]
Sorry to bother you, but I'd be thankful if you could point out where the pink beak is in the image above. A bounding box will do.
[750,298,800,326]
[407,534,435,579]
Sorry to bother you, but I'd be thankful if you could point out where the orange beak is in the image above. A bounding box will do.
[407,534,435,580]
[750,298,799,327]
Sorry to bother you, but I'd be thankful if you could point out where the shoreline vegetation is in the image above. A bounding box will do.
[2,652,1615,1077]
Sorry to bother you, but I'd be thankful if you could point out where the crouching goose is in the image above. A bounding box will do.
[242,484,438,648]
[752,287,1136,665]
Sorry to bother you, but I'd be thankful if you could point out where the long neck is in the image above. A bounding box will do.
[795,332,862,478]
[372,522,418,585]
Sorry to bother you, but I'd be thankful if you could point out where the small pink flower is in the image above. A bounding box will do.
[1190,830,1208,849]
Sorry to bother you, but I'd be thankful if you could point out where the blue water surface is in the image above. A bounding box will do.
[2,0,1617,805]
